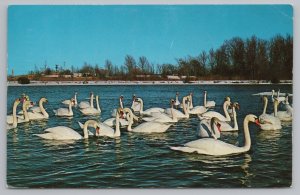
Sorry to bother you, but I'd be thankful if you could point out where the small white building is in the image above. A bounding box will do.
[167,75,180,80]
[73,73,82,77]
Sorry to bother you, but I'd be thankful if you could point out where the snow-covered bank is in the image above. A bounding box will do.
[7,80,292,86]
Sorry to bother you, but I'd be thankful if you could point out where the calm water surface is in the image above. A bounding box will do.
[7,84,292,188]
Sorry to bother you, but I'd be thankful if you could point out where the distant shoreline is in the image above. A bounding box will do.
[7,80,292,86]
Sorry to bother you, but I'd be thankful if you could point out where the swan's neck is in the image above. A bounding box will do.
[223,101,231,121]
[204,92,207,107]
[170,103,177,121]
[12,101,19,128]
[83,121,92,139]
[114,112,121,137]
[189,95,193,108]
[139,99,144,113]
[74,94,77,105]
[232,107,238,129]
[39,100,49,118]
[22,102,30,121]
[176,95,179,102]
[274,102,278,117]
[119,99,123,108]
[125,108,133,131]
[242,116,251,152]
[68,102,73,114]
[182,97,189,116]
[90,94,94,108]
[96,97,101,112]
[262,98,268,115]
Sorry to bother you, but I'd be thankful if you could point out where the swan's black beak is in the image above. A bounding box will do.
[96,127,100,135]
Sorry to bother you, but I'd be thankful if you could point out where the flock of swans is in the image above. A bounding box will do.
[7,89,293,156]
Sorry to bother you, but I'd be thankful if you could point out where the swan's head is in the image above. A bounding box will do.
[120,95,124,100]
[224,96,231,102]
[247,114,261,127]
[189,92,193,97]
[176,92,179,95]
[233,102,240,110]
[170,99,175,106]
[41,97,48,103]
[204,90,207,94]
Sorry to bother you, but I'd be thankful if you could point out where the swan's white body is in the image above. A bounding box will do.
[142,100,177,123]
[79,93,94,109]
[27,98,49,120]
[124,108,171,133]
[259,97,282,130]
[165,96,189,119]
[197,118,221,139]
[204,91,216,108]
[62,92,78,106]
[171,115,260,156]
[198,100,231,122]
[187,94,207,115]
[271,99,292,122]
[80,95,101,115]
[7,99,21,130]
[7,100,31,124]
[53,99,74,117]
[103,117,129,127]
[79,110,121,138]
[35,120,99,140]
[136,98,164,116]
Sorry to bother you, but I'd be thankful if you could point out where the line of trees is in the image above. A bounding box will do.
[27,34,292,81]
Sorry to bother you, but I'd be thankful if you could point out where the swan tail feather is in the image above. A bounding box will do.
[170,146,196,153]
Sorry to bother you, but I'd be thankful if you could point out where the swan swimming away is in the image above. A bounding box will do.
[62,92,78,106]
[34,120,100,140]
[80,95,101,115]
[259,96,282,130]
[142,99,178,123]
[79,92,94,109]
[135,97,164,116]
[174,92,181,108]
[188,94,207,115]
[53,99,75,117]
[123,108,172,133]
[170,114,261,156]
[7,99,32,124]
[198,98,231,122]
[203,91,216,108]
[271,98,292,122]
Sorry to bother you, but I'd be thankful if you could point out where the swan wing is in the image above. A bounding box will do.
[190,106,207,114]
[80,108,100,115]
[79,101,90,109]
[133,122,171,133]
[35,126,82,140]
[98,123,115,137]
[28,112,47,120]
[200,111,227,121]
[165,108,186,118]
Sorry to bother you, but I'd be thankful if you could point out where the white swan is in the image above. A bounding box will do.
[170,114,261,156]
[197,117,221,139]
[131,94,141,112]
[174,92,181,108]
[198,98,231,122]
[124,108,172,133]
[80,95,101,115]
[79,108,122,138]
[7,99,21,130]
[34,120,100,140]
[219,102,239,132]
[283,94,293,114]
[188,94,207,115]
[165,96,189,119]
[27,97,49,120]
[79,92,94,109]
[204,91,216,108]
[142,99,178,123]
[62,92,78,106]
[136,97,164,116]
[53,99,75,117]
[7,99,31,124]
[259,96,282,130]
[272,98,292,122]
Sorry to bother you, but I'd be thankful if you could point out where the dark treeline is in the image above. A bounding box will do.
[28,34,292,81]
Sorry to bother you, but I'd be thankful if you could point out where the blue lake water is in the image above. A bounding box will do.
[6,84,292,188]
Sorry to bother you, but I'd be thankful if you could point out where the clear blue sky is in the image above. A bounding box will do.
[8,5,293,75]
